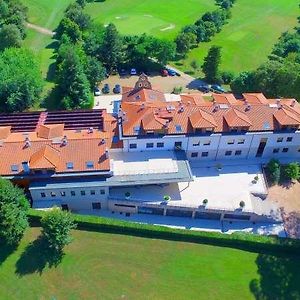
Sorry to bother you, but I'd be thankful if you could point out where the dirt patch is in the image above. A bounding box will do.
[268,182,300,238]
[268,182,300,213]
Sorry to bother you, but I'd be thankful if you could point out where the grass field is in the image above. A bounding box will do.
[0,227,300,299]
[176,0,299,75]
[84,0,216,40]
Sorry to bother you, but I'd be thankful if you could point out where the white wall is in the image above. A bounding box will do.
[30,186,109,210]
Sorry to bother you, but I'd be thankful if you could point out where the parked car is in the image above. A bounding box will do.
[102,83,110,94]
[161,69,168,77]
[119,69,127,76]
[198,84,210,93]
[94,87,101,96]
[167,68,177,76]
[130,68,137,75]
[210,84,226,94]
[113,84,121,94]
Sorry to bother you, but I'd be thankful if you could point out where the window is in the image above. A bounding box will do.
[86,161,94,169]
[191,152,198,158]
[193,141,200,147]
[174,141,182,148]
[61,204,69,211]
[273,148,280,153]
[157,142,164,148]
[201,152,209,157]
[277,137,283,143]
[71,191,76,196]
[41,192,46,198]
[298,148,300,152]
[146,143,154,148]
[50,192,56,197]
[129,143,137,149]
[100,189,105,195]
[282,148,289,153]
[175,125,182,133]
[90,190,96,195]
[92,202,101,210]
[66,162,74,169]
[60,191,66,197]
[237,139,245,144]
[225,151,232,156]
[81,190,86,196]
[235,150,242,156]
[11,164,19,172]
[287,137,293,142]
[227,140,234,145]
[203,141,211,146]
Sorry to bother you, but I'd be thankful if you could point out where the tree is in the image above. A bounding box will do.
[284,163,300,181]
[0,48,43,112]
[152,38,175,65]
[65,3,91,31]
[175,32,196,56]
[0,24,22,50]
[56,17,82,43]
[85,56,106,88]
[41,207,76,252]
[57,45,93,109]
[100,23,123,72]
[202,45,222,82]
[0,178,29,246]
[266,159,281,185]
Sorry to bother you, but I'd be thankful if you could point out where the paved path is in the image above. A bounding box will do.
[26,22,55,36]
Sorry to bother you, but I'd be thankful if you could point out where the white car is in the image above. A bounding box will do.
[94,87,101,96]
[130,68,137,75]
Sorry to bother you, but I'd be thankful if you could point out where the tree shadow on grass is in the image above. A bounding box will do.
[250,253,300,299]
[15,235,64,276]
[0,242,17,266]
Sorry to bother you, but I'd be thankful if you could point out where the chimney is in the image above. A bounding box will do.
[24,137,31,148]
[277,99,282,109]
[105,148,109,159]
[101,138,106,145]
[88,127,94,134]
[213,101,219,112]
[291,99,296,107]
[22,161,30,174]
[179,103,184,113]
[245,101,251,111]
[141,103,145,110]
[61,135,68,146]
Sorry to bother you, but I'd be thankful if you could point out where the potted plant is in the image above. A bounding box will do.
[203,199,208,206]
[163,195,171,201]
[239,201,245,209]
[216,163,222,171]
[125,192,131,200]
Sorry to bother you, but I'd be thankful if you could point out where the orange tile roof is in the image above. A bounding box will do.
[224,108,252,127]
[0,126,11,139]
[274,107,300,126]
[243,93,269,104]
[189,110,217,129]
[37,124,64,139]
[213,93,238,105]
[30,145,60,170]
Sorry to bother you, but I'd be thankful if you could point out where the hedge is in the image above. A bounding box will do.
[28,209,300,255]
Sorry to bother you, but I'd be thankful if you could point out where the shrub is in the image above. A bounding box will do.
[41,207,76,252]
[284,162,300,181]
[220,71,234,84]
[172,86,183,94]
[266,159,281,184]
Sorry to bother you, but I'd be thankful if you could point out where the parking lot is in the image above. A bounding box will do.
[98,71,204,94]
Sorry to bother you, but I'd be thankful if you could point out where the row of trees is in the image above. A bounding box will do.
[175,0,236,57]
[231,9,300,100]
[0,177,76,259]
[0,0,28,50]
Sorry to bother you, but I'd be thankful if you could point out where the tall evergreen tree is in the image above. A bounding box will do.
[202,45,222,82]
[100,23,123,72]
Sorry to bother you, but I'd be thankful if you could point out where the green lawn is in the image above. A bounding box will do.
[0,227,300,299]
[176,0,299,75]
[84,0,216,40]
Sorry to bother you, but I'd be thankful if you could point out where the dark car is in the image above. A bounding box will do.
[102,83,110,94]
[167,68,177,76]
[161,69,168,77]
[198,84,210,93]
[119,69,127,76]
[113,84,121,94]
[210,84,226,94]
